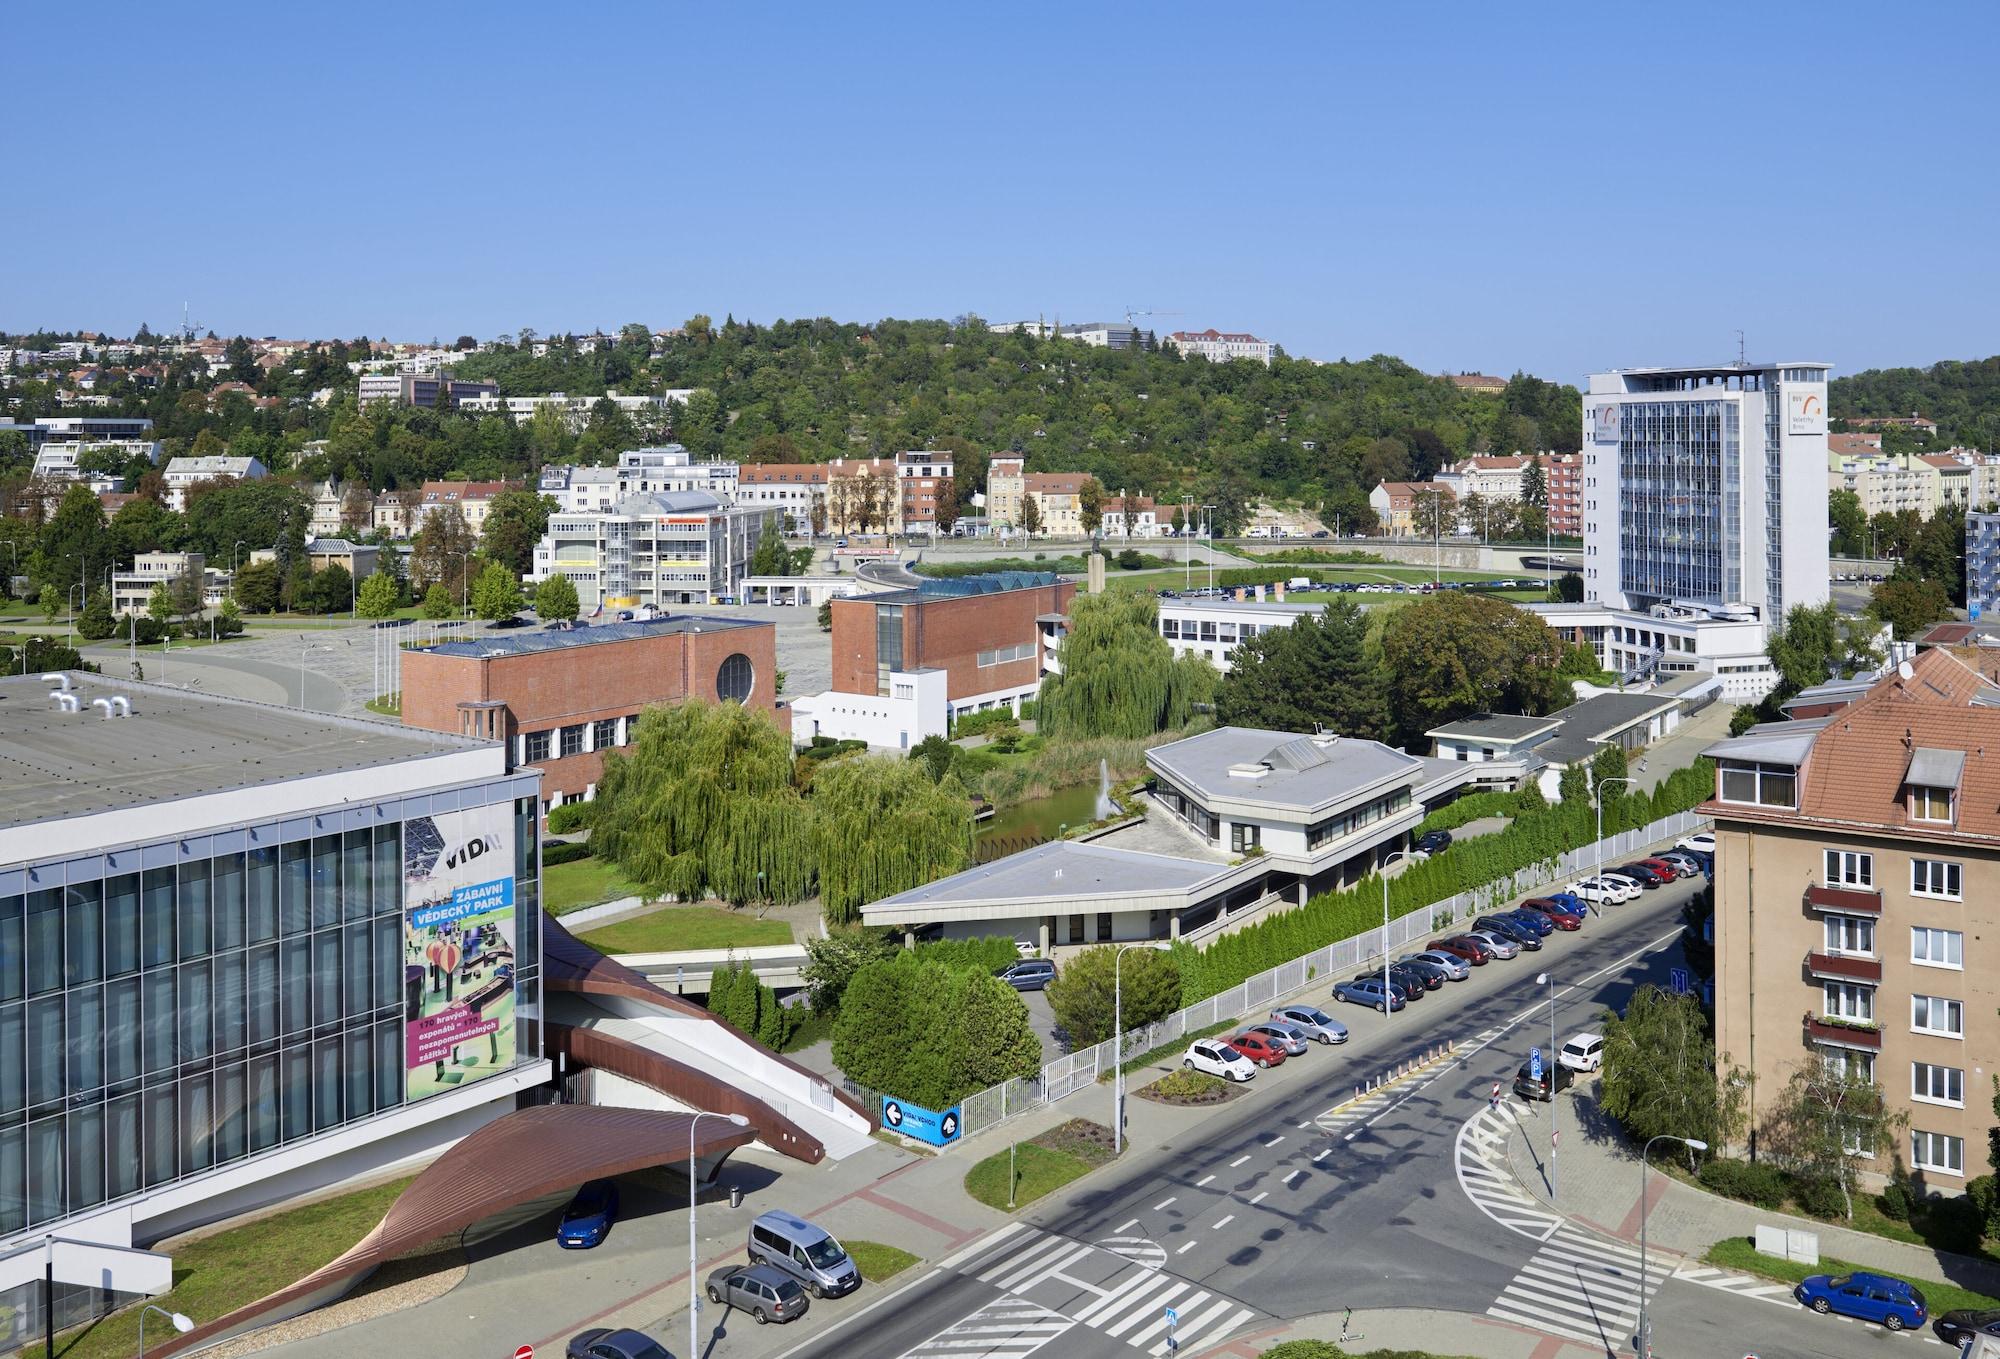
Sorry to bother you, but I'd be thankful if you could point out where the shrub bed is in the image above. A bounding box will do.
[1137,1069,1236,1105]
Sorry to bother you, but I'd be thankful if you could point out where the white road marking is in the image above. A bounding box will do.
[1248,1191,1268,1205]
[1151,1196,1176,1211]
[1116,1218,1139,1233]
[1212,1214,1235,1229]
[1196,1174,1215,1186]
[1228,1154,1251,1167]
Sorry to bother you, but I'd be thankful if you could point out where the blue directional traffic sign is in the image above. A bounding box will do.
[1529,1047,1543,1081]
[1670,967,1692,996]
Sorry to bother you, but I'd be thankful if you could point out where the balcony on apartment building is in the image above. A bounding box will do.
[1805,949,1883,984]
[1803,1013,1883,1050]
[1804,883,1882,915]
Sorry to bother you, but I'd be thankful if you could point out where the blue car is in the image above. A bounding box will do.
[1542,891,1590,916]
[1332,976,1406,1012]
[558,1179,620,1249]
[1501,909,1556,937]
[1795,1272,1927,1331]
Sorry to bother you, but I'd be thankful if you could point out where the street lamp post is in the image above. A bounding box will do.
[1381,850,1410,1015]
[454,549,472,615]
[68,581,86,644]
[1536,971,1559,1196]
[1113,942,1171,1155]
[1638,1133,1707,1359]
[231,539,247,575]
[689,1111,751,1359]
[1593,775,1636,889]
[1201,504,1216,593]
[139,1304,194,1357]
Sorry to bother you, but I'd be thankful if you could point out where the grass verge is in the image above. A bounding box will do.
[964,1119,1119,1212]
[1111,1018,1239,1079]
[366,691,401,716]
[17,1175,415,1359]
[544,856,647,915]
[1704,1235,2000,1314]
[845,1240,920,1282]
[576,905,793,953]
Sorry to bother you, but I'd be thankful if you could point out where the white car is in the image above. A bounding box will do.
[1559,1032,1605,1072]
[1598,872,1646,898]
[1676,833,1716,854]
[1183,1039,1257,1083]
[1468,929,1520,960]
[1571,876,1637,905]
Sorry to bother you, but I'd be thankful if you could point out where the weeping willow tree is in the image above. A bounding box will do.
[812,754,974,924]
[1038,591,1216,740]
[591,701,814,904]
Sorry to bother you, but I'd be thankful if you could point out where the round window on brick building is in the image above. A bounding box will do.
[716,652,754,703]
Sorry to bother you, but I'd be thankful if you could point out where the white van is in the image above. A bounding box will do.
[1559,1032,1605,1072]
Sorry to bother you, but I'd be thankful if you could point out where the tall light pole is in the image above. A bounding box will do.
[68,581,87,643]
[690,1111,751,1359]
[1114,941,1171,1155]
[231,539,247,575]
[1201,504,1216,592]
[1427,490,1442,586]
[139,1303,194,1357]
[454,549,473,616]
[1593,775,1636,889]
[1638,1133,1707,1359]
[1381,849,1411,1014]
[1536,970,1559,1196]
[299,640,334,709]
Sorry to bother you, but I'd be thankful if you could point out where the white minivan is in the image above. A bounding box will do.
[1184,1039,1257,1082]
[1559,1032,1605,1073]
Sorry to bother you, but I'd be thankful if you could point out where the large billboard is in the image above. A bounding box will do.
[1787,389,1827,436]
[403,804,517,1103]
[1590,403,1620,444]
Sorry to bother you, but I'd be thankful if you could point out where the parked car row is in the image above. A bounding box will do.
[1183,1004,1353,1081]
[1569,842,1714,906]
[1327,891,1599,1018]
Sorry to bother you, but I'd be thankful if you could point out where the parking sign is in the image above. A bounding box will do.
[1529,1047,1543,1081]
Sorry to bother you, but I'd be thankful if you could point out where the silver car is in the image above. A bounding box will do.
[1244,1020,1311,1056]
[1468,929,1520,960]
[1400,950,1470,982]
[1270,1005,1348,1044]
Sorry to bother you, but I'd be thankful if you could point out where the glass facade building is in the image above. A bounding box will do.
[0,794,542,1238]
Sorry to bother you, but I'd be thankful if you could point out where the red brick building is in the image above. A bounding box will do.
[828,575,1073,710]
[398,616,781,812]
[1546,452,1582,537]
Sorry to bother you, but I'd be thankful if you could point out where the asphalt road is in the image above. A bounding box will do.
[779,879,1903,1359]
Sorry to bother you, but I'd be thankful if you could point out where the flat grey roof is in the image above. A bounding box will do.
[416,614,767,660]
[868,839,1222,910]
[0,673,486,826]
[1146,727,1419,812]
[1160,599,1324,617]
[1426,712,1561,743]
[1548,692,1680,739]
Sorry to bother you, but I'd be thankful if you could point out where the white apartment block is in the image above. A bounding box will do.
[31,439,159,486]
[1164,329,1275,366]
[455,389,696,430]
[356,372,498,410]
[161,455,268,512]
[527,491,783,608]
[735,463,828,535]
[537,446,738,514]
[111,552,207,616]
[1158,597,1322,673]
[1102,495,1162,539]
[1527,601,1780,702]
[1437,454,1536,501]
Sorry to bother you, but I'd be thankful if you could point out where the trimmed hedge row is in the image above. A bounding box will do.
[1415,787,1541,835]
[1171,760,1713,1005]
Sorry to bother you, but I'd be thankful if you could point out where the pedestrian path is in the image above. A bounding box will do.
[914,1222,1258,1358]
[1485,1220,1662,1351]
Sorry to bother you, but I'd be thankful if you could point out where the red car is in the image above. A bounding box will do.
[1636,857,1681,882]
[1429,935,1493,964]
[1228,1031,1289,1067]
[1516,898,1583,931]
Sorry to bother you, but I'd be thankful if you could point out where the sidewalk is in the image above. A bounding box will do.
[1501,1082,2000,1297]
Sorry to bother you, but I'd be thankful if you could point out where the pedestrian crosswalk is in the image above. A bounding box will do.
[902,1223,1258,1358]
[1453,1098,1564,1240]
[1486,1222,1663,1351]
[1668,1262,1800,1308]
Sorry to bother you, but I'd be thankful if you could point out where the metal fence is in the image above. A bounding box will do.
[936,807,1709,1146]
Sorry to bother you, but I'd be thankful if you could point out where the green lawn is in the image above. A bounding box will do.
[576,905,793,953]
[366,692,402,716]
[964,1142,1097,1212]
[544,856,648,915]
[845,1240,920,1282]
[17,1175,415,1359]
[1704,1235,2000,1313]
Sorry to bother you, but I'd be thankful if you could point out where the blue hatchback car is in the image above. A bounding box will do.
[558,1180,621,1249]
[1541,891,1590,916]
[1795,1272,1927,1331]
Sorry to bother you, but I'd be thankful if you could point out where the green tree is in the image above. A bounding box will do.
[811,755,973,925]
[817,598,833,631]
[1078,477,1105,537]
[909,734,957,783]
[215,595,244,638]
[1558,762,1591,805]
[231,559,282,614]
[145,581,172,626]
[750,526,789,578]
[37,584,60,623]
[470,560,523,621]
[1039,592,1215,740]
[830,954,1040,1109]
[420,582,455,620]
[1598,986,1745,1153]
[1522,454,1548,508]
[76,587,115,641]
[1591,743,1629,797]
[1214,598,1389,739]
[800,928,899,1015]
[1044,945,1180,1048]
[170,567,205,623]
[410,502,478,599]
[1870,574,1951,640]
[933,477,960,536]
[592,701,814,905]
[1827,488,1867,557]
[479,489,555,577]
[34,484,112,597]
[1017,492,1043,538]
[1380,591,1568,744]
[1762,1056,1908,1221]
[534,572,580,622]
[356,569,400,619]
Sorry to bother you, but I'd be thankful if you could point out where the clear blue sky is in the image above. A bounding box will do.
[11,3,1994,385]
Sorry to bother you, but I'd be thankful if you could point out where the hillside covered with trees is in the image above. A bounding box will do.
[1831,354,2000,452]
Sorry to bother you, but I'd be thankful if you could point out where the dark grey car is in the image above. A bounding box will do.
[996,959,1056,991]
[706,1262,810,1325]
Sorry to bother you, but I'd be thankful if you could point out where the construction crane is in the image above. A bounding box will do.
[1124,307,1182,327]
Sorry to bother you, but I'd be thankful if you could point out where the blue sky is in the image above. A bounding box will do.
[9,3,1994,384]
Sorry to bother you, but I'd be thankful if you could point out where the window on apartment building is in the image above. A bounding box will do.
[1717,760,1796,808]
[1823,982,1873,1022]
[1913,1130,1965,1176]
[1911,927,1963,969]
[1823,915,1874,956]
[1822,850,1873,888]
[1230,823,1261,855]
[524,730,552,763]
[1823,1049,1875,1084]
[1912,994,1964,1037]
[1913,1062,1965,1107]
[1911,859,1963,900]
[1910,785,1954,822]
[560,724,586,759]
[592,719,619,751]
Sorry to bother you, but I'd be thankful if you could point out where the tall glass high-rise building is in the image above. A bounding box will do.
[0,674,545,1339]
[1581,362,1832,622]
